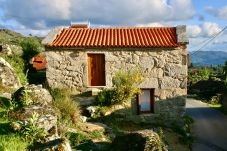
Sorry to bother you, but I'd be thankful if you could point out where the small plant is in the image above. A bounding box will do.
[11,87,32,109]
[96,68,144,106]
[21,112,46,143]
[209,94,221,105]
[112,68,144,105]
[96,89,116,106]
[51,88,81,125]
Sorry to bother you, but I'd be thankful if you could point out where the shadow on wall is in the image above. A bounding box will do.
[91,96,187,127]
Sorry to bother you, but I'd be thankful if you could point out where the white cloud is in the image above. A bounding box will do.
[3,0,70,29]
[202,22,221,37]
[136,22,164,27]
[187,25,202,37]
[1,0,196,29]
[187,22,221,38]
[205,6,227,20]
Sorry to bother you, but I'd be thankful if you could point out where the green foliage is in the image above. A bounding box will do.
[188,67,211,84]
[50,88,81,126]
[11,87,32,110]
[209,94,222,105]
[0,102,30,151]
[96,89,116,106]
[21,112,46,143]
[0,54,27,85]
[20,37,41,63]
[96,68,144,106]
[112,68,144,105]
[0,29,24,45]
[173,116,194,146]
[223,60,227,79]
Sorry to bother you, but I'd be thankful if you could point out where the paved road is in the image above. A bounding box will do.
[186,98,227,151]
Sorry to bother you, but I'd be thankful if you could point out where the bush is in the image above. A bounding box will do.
[21,112,46,143]
[209,94,222,105]
[50,89,81,125]
[20,37,41,63]
[112,68,144,105]
[11,87,32,110]
[96,68,144,106]
[96,89,116,106]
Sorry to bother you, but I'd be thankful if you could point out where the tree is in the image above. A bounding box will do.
[223,60,227,80]
[20,37,41,64]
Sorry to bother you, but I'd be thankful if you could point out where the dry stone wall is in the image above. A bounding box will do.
[45,47,187,100]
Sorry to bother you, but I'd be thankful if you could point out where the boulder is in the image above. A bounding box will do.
[27,84,53,106]
[111,130,162,151]
[0,57,21,89]
[86,106,97,117]
[82,122,110,132]
[0,44,12,55]
[10,104,57,132]
[11,85,53,107]
[32,138,72,151]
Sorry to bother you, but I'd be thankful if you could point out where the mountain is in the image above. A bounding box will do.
[189,51,227,66]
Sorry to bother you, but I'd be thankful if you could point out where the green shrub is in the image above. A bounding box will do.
[50,88,81,125]
[96,68,144,106]
[209,94,222,105]
[96,89,116,106]
[21,112,46,143]
[112,68,144,105]
[11,87,32,110]
[20,37,41,64]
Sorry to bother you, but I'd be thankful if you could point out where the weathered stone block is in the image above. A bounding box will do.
[139,78,159,88]
[160,77,181,89]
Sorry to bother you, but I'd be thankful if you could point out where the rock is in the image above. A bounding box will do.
[28,84,53,106]
[0,57,21,89]
[10,121,23,131]
[80,116,87,123]
[139,78,159,88]
[82,122,110,132]
[10,104,57,132]
[159,77,181,89]
[111,130,162,151]
[164,64,187,78]
[76,96,95,106]
[0,44,12,55]
[34,138,72,151]
[86,106,96,117]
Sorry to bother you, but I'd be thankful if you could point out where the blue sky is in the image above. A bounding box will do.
[0,0,226,52]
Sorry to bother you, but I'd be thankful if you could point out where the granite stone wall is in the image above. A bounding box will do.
[45,47,187,124]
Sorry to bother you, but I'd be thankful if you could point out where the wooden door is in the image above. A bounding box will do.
[137,89,154,114]
[88,54,105,86]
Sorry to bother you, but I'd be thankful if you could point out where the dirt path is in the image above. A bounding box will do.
[186,98,227,151]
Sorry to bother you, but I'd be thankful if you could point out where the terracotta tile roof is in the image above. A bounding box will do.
[49,27,178,48]
[33,56,47,70]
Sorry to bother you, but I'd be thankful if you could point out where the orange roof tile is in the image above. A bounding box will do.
[49,27,178,48]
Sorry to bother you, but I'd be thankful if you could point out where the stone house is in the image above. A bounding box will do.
[42,24,188,125]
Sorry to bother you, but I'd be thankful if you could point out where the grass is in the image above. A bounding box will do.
[0,54,27,85]
[0,97,30,151]
[208,103,227,115]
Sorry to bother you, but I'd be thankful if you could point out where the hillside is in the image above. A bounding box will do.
[190,51,227,66]
[0,29,25,45]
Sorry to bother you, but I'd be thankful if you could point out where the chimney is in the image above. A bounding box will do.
[70,21,90,28]
[176,25,189,44]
